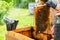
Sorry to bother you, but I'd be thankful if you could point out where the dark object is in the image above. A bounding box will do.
[6,20,18,31]
[46,1,57,9]
[4,17,19,31]
[11,20,19,30]
[40,0,48,3]
[54,15,60,40]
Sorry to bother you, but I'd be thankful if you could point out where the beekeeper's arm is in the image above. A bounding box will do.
[46,1,60,11]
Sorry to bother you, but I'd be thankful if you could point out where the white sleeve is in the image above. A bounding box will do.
[50,0,60,4]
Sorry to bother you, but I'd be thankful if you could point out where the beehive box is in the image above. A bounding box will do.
[13,26,34,38]
[6,26,52,40]
[6,26,34,40]
[6,5,53,40]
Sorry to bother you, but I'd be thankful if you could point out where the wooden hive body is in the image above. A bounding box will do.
[6,3,53,40]
[6,31,34,40]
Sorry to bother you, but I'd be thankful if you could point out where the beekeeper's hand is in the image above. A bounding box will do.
[46,1,60,11]
[55,4,60,11]
[46,1,57,9]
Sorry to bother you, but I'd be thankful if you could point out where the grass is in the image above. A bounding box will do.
[0,25,6,40]
[0,8,34,40]
[8,8,34,28]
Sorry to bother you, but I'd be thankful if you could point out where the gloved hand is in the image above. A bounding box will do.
[46,1,57,9]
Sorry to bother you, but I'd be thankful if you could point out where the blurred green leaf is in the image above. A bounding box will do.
[0,1,13,25]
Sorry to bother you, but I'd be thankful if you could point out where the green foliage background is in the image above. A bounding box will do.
[0,0,35,24]
[0,0,13,24]
[0,0,34,40]
[13,0,35,8]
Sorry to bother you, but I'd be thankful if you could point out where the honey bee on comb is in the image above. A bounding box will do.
[34,4,51,40]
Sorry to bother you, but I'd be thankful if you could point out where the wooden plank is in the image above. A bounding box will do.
[13,27,32,32]
[6,31,34,40]
[13,27,33,38]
